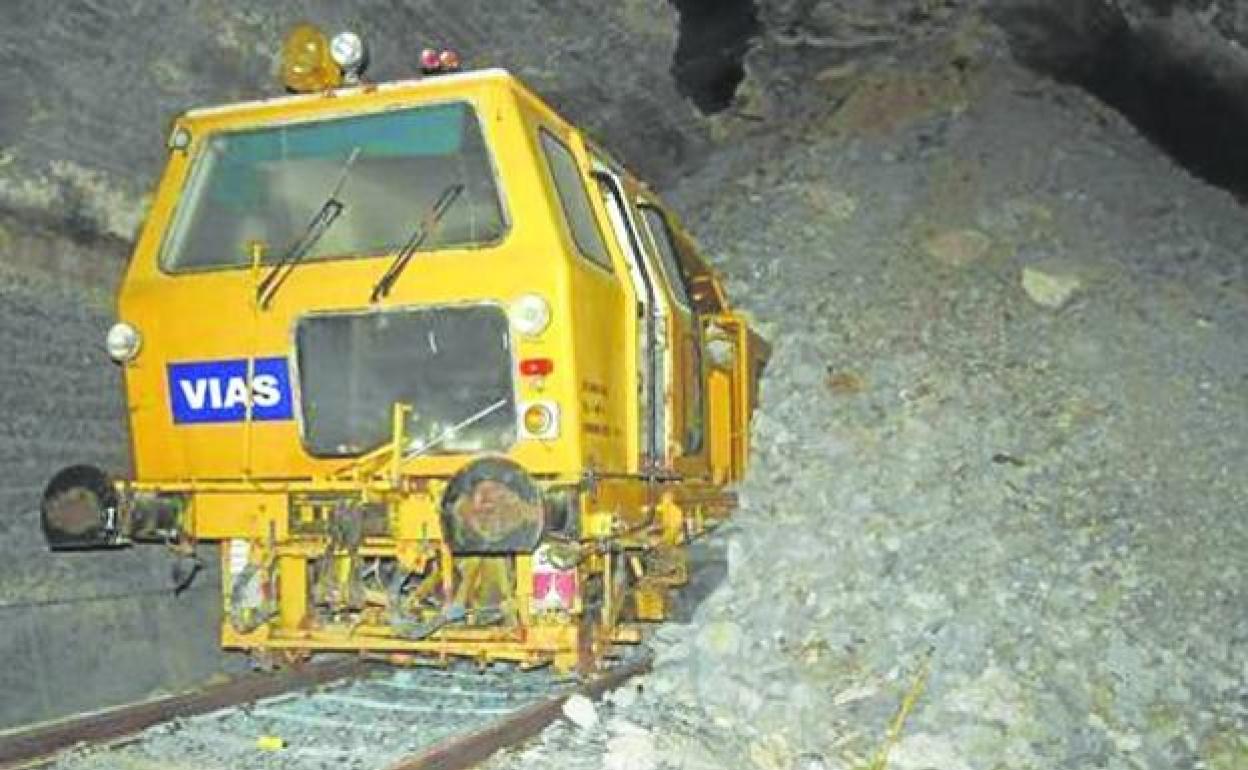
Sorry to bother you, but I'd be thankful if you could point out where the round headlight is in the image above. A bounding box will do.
[329,31,367,76]
[523,403,554,436]
[105,322,141,363]
[509,294,551,337]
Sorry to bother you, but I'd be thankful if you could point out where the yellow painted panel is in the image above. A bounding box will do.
[189,492,286,539]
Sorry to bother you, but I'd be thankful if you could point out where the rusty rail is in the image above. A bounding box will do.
[388,655,652,770]
[0,657,371,769]
[0,654,650,770]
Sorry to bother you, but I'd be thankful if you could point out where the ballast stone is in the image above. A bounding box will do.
[890,733,973,770]
[923,228,993,267]
[603,719,658,770]
[560,693,599,731]
[695,619,744,658]
[1021,266,1082,308]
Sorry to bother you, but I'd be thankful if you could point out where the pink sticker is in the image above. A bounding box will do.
[533,570,577,609]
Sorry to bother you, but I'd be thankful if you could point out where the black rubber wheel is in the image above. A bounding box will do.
[40,464,121,549]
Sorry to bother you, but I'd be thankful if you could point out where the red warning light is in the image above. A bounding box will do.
[519,358,554,377]
[420,48,441,74]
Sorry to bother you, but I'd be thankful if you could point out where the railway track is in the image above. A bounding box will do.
[0,656,649,770]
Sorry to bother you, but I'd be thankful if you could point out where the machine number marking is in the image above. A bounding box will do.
[167,357,294,424]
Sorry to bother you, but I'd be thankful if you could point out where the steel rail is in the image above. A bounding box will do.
[0,657,371,769]
[388,654,652,770]
[0,654,651,770]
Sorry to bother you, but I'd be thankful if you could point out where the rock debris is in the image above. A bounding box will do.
[490,6,1248,770]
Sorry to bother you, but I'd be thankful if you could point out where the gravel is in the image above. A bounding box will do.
[48,666,575,770]
[491,15,1248,770]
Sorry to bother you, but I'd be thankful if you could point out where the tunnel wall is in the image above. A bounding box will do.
[0,1,704,242]
[0,0,701,729]
[990,0,1248,202]
[0,213,230,730]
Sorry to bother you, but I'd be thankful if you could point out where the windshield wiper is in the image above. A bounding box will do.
[369,183,464,303]
[256,147,361,310]
[403,398,507,459]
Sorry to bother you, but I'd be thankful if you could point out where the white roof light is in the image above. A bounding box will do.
[329,31,368,80]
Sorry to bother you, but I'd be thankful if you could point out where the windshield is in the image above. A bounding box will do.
[162,102,506,271]
[296,305,517,457]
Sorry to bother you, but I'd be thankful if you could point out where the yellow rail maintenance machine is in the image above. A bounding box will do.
[41,26,769,672]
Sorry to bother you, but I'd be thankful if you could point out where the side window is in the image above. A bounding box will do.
[638,205,692,309]
[639,204,704,453]
[539,130,612,270]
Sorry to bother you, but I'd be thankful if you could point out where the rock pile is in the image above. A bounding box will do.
[495,21,1247,770]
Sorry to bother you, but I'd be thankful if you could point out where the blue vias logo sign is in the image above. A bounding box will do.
[167,357,294,424]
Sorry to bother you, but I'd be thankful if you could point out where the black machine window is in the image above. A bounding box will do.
[638,205,693,309]
[539,130,612,270]
[162,102,506,271]
[296,305,516,457]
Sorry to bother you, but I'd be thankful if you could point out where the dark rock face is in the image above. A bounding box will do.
[0,0,705,241]
[742,0,1248,201]
[991,0,1248,200]
[669,0,760,112]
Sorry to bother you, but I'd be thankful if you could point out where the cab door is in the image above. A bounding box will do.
[591,161,670,472]
[636,203,707,474]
